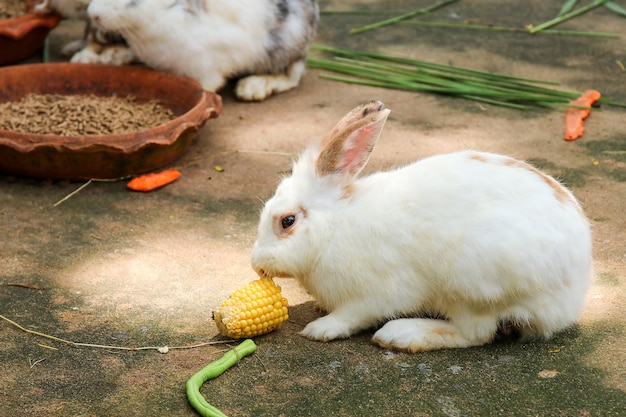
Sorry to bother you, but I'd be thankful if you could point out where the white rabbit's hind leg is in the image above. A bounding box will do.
[235,59,306,101]
[372,317,496,352]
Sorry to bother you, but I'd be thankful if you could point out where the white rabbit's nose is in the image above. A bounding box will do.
[254,267,268,278]
[86,2,100,22]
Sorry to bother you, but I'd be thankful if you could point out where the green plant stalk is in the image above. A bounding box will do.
[309,55,561,99]
[400,20,620,37]
[529,0,610,33]
[349,0,458,34]
[317,73,536,109]
[311,45,559,85]
[310,59,566,105]
[535,28,620,37]
[319,70,595,110]
[404,20,525,32]
[42,37,50,63]
[317,65,567,103]
[328,56,581,100]
[186,339,257,417]
[558,0,580,16]
[308,46,626,108]
[321,10,407,15]
[605,1,626,17]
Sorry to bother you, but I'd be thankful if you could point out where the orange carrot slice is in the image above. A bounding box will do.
[564,89,601,141]
[127,169,181,192]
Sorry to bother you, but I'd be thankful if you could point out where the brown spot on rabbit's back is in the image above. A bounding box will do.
[468,152,489,163]
[504,158,578,208]
[468,152,581,212]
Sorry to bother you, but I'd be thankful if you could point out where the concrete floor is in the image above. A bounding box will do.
[1,1,625,416]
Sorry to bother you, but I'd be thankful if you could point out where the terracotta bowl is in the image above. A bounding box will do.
[0,0,61,66]
[0,63,222,180]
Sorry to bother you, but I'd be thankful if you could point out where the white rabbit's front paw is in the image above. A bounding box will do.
[70,48,103,64]
[300,315,352,342]
[98,46,136,66]
[71,45,135,65]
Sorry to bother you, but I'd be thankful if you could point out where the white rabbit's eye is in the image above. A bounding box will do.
[272,211,303,237]
[281,214,296,230]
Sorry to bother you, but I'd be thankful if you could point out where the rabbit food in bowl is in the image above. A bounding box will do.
[1,93,177,136]
[0,63,222,180]
[0,0,61,65]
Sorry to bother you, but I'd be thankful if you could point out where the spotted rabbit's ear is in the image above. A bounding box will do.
[315,101,390,183]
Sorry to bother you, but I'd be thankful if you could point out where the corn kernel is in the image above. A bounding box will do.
[213,277,289,339]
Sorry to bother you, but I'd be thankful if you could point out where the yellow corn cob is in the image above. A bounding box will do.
[213,277,288,339]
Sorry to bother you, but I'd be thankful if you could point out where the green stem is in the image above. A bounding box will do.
[311,45,559,84]
[42,36,50,63]
[186,339,257,417]
[320,10,407,15]
[326,57,570,100]
[349,0,458,35]
[528,0,610,33]
[537,28,621,37]
[400,20,620,37]
[605,1,626,17]
[558,0,580,16]
[308,46,626,108]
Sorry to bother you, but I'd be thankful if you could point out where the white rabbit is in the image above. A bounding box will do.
[35,0,90,19]
[251,101,593,352]
[35,0,137,65]
[86,0,319,101]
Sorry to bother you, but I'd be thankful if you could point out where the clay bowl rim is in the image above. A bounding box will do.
[0,63,223,154]
[0,0,61,40]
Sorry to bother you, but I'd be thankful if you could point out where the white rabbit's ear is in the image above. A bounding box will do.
[316,101,390,182]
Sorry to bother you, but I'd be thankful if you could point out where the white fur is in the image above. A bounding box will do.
[35,0,136,65]
[70,42,136,65]
[87,0,319,101]
[251,101,593,352]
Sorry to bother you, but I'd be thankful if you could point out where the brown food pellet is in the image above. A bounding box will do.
[0,0,29,20]
[0,94,176,136]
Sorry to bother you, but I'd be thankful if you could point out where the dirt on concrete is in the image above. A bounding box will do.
[1,1,625,416]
